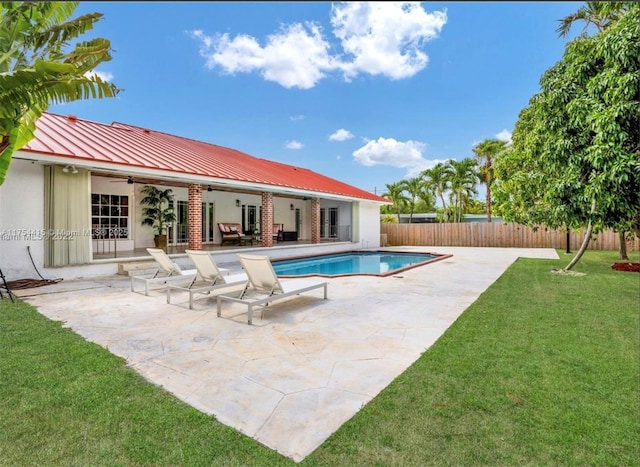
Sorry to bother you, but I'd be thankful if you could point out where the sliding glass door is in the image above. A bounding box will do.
[320,207,338,239]
[202,202,215,243]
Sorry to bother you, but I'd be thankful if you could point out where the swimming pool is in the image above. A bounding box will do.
[272,251,451,277]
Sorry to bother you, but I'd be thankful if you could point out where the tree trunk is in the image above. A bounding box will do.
[486,185,492,223]
[565,222,593,271]
[439,194,447,222]
[565,199,597,271]
[486,159,492,223]
[618,231,629,260]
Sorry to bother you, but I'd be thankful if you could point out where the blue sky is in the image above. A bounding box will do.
[50,2,586,197]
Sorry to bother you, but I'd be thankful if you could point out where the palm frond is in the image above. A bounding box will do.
[0,2,119,186]
[557,9,588,37]
[0,70,119,121]
[64,38,114,73]
[31,12,104,54]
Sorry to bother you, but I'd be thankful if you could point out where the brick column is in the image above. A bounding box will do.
[188,184,202,250]
[311,198,321,244]
[261,192,274,247]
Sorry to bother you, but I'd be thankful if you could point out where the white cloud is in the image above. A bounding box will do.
[331,2,447,81]
[290,115,305,121]
[353,137,425,167]
[84,70,114,82]
[191,24,334,89]
[190,2,446,89]
[285,140,303,149]
[495,129,512,143]
[352,136,447,178]
[329,128,354,141]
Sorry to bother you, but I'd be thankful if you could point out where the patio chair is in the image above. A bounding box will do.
[130,248,202,296]
[272,223,284,242]
[216,253,328,325]
[218,223,250,246]
[166,249,248,309]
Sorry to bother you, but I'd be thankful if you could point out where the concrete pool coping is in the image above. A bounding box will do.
[14,246,560,462]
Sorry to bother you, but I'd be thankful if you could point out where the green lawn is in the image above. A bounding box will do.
[1,250,638,466]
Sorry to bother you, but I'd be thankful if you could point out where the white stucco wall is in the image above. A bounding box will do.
[354,201,382,248]
[0,159,45,281]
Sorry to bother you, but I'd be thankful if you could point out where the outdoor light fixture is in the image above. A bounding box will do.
[62,164,78,174]
[290,204,294,210]
[127,176,134,184]
[236,199,241,207]
[207,185,213,192]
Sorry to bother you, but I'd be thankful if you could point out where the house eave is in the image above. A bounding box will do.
[14,149,389,204]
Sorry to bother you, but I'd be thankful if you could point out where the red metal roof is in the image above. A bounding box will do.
[20,112,390,203]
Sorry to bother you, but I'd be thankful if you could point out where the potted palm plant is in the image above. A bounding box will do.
[140,185,176,251]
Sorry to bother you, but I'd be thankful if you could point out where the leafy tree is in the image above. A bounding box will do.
[465,198,487,215]
[381,182,408,223]
[472,139,507,222]
[494,2,640,270]
[414,196,436,215]
[0,1,120,185]
[556,1,635,261]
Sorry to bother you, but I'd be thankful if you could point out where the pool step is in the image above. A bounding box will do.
[117,261,158,276]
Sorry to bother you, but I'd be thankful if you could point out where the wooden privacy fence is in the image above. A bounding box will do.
[380,222,640,251]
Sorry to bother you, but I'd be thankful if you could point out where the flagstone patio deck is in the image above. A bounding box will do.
[15,246,559,462]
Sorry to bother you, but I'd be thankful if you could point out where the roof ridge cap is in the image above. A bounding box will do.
[111,121,234,151]
[43,111,134,132]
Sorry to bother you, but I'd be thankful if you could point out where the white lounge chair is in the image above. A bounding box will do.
[216,253,328,325]
[166,249,248,309]
[130,248,203,296]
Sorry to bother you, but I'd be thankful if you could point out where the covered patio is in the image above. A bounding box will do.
[88,172,354,261]
[2,112,389,283]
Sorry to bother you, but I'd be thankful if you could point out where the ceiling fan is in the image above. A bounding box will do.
[108,176,145,185]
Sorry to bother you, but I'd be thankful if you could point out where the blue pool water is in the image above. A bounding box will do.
[272,251,446,277]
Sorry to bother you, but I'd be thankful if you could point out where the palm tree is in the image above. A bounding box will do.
[400,176,425,224]
[556,1,629,37]
[422,162,450,222]
[472,139,507,222]
[0,2,120,185]
[416,184,436,213]
[447,158,479,223]
[381,182,408,223]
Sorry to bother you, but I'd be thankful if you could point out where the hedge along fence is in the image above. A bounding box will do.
[380,222,640,251]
